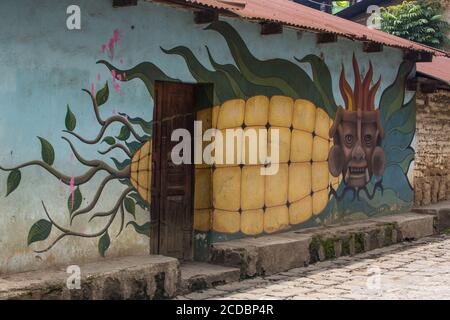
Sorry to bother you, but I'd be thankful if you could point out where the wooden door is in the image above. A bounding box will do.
[150,82,195,260]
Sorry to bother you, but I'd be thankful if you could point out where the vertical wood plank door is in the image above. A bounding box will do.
[151,82,195,261]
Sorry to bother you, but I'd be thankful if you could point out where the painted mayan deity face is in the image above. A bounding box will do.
[328,55,385,188]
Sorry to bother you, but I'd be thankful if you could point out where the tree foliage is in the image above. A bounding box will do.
[381,0,450,49]
[332,1,350,14]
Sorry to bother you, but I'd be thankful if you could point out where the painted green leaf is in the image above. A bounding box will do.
[37,137,55,166]
[6,169,21,196]
[67,187,82,214]
[380,60,414,126]
[124,197,136,218]
[118,179,133,187]
[125,141,142,155]
[98,231,110,257]
[102,136,116,146]
[297,54,337,118]
[128,192,149,210]
[65,105,76,131]
[97,60,178,98]
[119,113,153,134]
[162,46,241,104]
[96,81,109,107]
[204,21,323,105]
[384,96,415,134]
[365,186,412,211]
[386,147,415,174]
[383,129,415,153]
[111,158,131,171]
[27,219,52,245]
[398,148,415,174]
[127,221,150,237]
[204,46,282,101]
[116,125,130,141]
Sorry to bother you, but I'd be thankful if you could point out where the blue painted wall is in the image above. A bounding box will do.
[0,0,413,273]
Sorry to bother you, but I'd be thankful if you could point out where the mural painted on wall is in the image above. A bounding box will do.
[0,20,415,255]
[0,80,153,256]
[0,30,153,257]
[328,56,385,190]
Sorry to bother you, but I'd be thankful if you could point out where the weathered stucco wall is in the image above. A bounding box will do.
[414,90,450,206]
[0,0,412,273]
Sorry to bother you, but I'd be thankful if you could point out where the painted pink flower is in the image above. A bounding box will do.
[101,43,106,53]
[112,82,121,93]
[108,38,115,51]
[90,83,95,96]
[97,73,101,82]
[108,39,115,59]
[113,29,121,42]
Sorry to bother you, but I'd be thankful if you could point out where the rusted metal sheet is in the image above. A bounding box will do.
[158,0,448,56]
[417,56,450,84]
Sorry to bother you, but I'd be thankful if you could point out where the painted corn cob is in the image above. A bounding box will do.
[194,95,341,236]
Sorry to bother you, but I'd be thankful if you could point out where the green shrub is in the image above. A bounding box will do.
[381,0,450,49]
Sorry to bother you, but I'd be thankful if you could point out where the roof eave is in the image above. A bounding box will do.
[148,0,449,57]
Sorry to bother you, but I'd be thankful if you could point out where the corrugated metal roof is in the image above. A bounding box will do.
[168,0,448,56]
[417,56,450,84]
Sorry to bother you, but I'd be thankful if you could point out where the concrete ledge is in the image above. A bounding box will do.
[209,234,311,278]
[412,200,450,232]
[0,255,179,300]
[0,213,438,299]
[209,213,436,278]
[179,262,240,294]
[371,213,435,240]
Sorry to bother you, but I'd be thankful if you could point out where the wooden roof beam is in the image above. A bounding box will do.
[404,50,433,63]
[363,41,383,53]
[113,0,137,7]
[317,32,338,44]
[260,22,283,35]
[194,9,219,24]
[420,80,439,93]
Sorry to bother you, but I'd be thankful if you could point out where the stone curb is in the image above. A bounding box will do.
[178,262,240,295]
[0,255,179,300]
[0,213,438,299]
[412,200,450,232]
[209,213,435,278]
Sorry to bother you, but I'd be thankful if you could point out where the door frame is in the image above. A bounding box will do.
[150,80,196,260]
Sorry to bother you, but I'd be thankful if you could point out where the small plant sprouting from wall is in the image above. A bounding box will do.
[0,81,152,257]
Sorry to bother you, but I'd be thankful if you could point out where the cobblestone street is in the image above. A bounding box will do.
[177,235,450,300]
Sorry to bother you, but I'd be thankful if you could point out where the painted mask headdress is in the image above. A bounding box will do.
[328,55,385,188]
